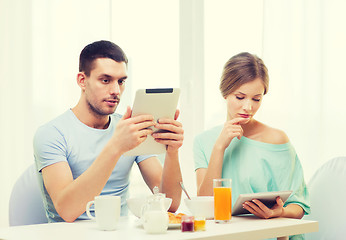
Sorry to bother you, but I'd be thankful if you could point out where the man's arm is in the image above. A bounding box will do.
[42,108,155,222]
[138,152,182,212]
[160,150,182,211]
[42,144,123,222]
[139,110,184,211]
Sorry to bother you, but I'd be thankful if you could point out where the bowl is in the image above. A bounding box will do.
[184,196,214,219]
[126,197,172,218]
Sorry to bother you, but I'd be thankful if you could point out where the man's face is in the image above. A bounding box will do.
[82,58,127,116]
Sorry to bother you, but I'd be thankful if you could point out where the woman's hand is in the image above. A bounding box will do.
[216,117,250,150]
[242,196,284,219]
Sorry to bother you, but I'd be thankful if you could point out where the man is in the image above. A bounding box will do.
[34,40,183,223]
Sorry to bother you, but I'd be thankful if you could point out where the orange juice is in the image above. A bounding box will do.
[213,187,232,221]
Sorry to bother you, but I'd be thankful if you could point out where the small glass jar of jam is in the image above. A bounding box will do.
[181,215,194,232]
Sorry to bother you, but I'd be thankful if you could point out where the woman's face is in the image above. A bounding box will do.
[225,78,265,122]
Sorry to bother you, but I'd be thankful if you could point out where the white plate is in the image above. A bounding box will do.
[135,218,181,229]
[168,223,181,229]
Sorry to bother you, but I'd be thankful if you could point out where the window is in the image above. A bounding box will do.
[110,1,179,196]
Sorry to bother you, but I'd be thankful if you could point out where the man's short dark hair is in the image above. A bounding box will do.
[79,40,128,76]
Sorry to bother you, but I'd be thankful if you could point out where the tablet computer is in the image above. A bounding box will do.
[124,88,180,156]
[232,190,293,216]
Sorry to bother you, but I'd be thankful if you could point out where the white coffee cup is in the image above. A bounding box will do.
[86,195,121,231]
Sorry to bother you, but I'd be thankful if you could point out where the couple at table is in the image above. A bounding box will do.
[33,40,310,234]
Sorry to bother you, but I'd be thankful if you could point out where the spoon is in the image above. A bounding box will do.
[179,182,191,200]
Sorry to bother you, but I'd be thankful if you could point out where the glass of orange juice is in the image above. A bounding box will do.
[213,178,232,223]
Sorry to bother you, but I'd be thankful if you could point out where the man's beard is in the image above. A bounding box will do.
[87,98,120,117]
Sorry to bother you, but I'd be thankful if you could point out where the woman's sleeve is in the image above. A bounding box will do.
[193,135,209,171]
[285,154,311,215]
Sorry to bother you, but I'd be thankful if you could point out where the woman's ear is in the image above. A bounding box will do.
[77,72,86,90]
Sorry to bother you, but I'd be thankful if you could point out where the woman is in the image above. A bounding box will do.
[194,52,310,222]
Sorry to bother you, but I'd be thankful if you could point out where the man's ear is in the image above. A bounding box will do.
[77,72,87,90]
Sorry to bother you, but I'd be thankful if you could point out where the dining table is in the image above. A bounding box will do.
[0,215,318,240]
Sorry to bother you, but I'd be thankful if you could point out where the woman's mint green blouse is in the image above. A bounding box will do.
[193,125,311,215]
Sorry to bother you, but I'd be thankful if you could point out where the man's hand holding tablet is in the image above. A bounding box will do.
[124,88,181,156]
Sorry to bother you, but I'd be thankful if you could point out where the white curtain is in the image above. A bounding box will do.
[109,1,180,197]
[1,0,36,227]
[0,0,111,227]
[260,0,346,180]
[203,0,346,182]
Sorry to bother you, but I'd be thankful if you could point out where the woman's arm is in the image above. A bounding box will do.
[282,204,305,219]
[196,117,249,196]
[196,145,225,196]
[243,197,305,219]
